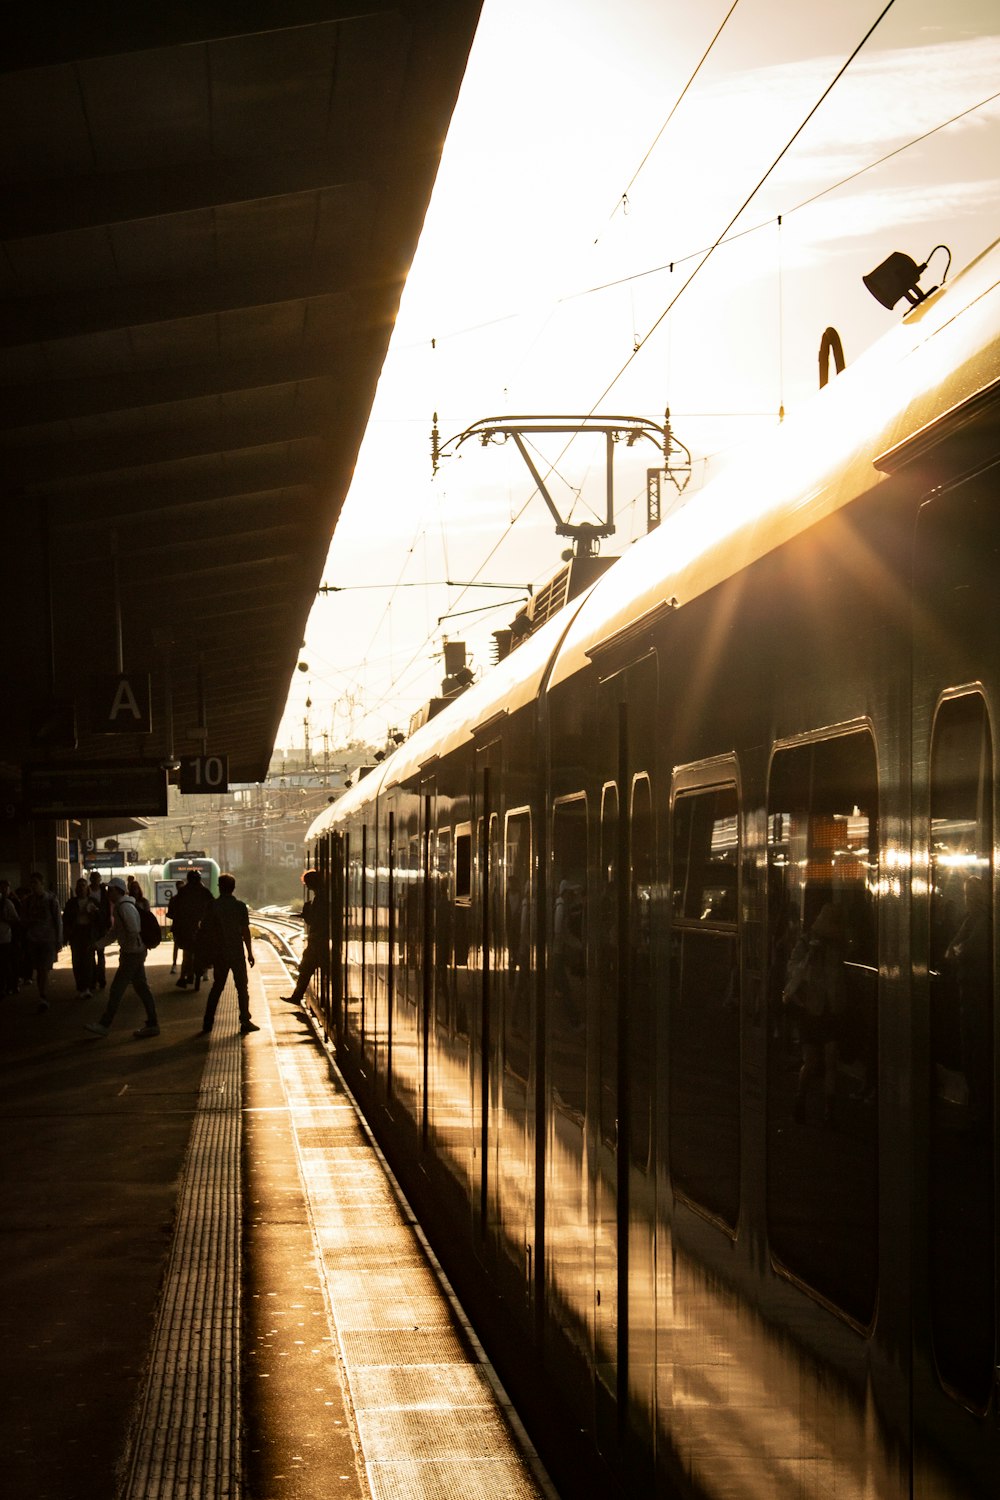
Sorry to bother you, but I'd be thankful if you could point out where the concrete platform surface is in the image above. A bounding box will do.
[0,935,552,1499]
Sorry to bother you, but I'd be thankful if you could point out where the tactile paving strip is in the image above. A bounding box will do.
[271,999,556,1500]
[124,984,242,1499]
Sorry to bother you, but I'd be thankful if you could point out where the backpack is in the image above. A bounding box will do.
[193,907,222,973]
[139,906,162,949]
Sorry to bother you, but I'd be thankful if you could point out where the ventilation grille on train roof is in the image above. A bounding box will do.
[493,555,617,661]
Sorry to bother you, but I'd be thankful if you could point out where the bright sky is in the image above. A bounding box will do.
[277,0,1000,756]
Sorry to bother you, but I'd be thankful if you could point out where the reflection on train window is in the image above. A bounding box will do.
[403,835,420,1009]
[432,827,453,1032]
[766,730,879,1327]
[454,825,472,904]
[672,789,738,924]
[488,810,501,983]
[928,693,995,1409]
[629,775,654,1173]
[504,811,532,1081]
[669,782,740,1228]
[551,796,587,1117]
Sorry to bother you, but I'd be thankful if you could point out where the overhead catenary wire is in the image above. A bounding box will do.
[562,84,1000,308]
[599,0,743,238]
[475,1,906,554]
[591,0,900,408]
[402,78,999,352]
[344,0,906,731]
[313,0,1000,744]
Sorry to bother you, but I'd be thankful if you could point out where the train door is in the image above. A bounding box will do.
[912,460,999,1498]
[474,739,502,1247]
[499,805,534,1305]
[420,778,436,1148]
[383,807,396,1099]
[349,826,368,1059]
[363,815,381,1076]
[594,653,657,1471]
[393,801,423,1130]
[331,829,345,1049]
[316,832,343,1043]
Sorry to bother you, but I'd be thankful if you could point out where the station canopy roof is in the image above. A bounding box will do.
[3,2,482,791]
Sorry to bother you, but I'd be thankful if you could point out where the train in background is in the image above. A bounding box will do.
[84,857,221,908]
[162,856,221,898]
[84,861,164,901]
[306,238,1000,1499]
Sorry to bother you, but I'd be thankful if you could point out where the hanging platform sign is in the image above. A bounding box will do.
[177,756,230,792]
[25,762,168,818]
[90,673,152,735]
[178,754,230,794]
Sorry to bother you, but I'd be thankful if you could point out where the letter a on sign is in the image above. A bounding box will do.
[91,674,153,734]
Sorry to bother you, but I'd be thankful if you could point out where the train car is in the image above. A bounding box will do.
[161,856,220,898]
[85,862,165,904]
[306,237,1000,1499]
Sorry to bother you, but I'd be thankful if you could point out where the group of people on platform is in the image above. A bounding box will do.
[5,863,326,1041]
[0,870,96,1009]
[83,867,259,1039]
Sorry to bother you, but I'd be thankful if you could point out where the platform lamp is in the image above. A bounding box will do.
[863,245,950,311]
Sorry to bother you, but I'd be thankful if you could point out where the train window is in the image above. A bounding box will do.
[432,827,453,1031]
[551,796,588,1117]
[766,730,879,1327]
[928,693,995,1409]
[454,825,472,905]
[672,788,738,925]
[629,775,654,1173]
[404,835,420,1008]
[669,781,740,1228]
[504,811,532,1082]
[598,785,619,1151]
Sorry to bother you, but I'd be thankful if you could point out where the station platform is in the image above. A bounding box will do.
[0,938,554,1500]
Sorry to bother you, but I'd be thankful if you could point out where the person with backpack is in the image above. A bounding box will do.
[83,877,160,1039]
[128,880,163,953]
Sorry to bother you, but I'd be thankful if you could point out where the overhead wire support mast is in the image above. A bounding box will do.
[430,411,691,557]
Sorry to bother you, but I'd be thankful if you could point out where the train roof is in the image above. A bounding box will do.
[308,235,1000,840]
[305,589,596,839]
[551,236,1000,687]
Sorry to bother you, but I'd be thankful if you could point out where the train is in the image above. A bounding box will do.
[161,856,221,898]
[304,237,1000,1499]
[84,861,164,902]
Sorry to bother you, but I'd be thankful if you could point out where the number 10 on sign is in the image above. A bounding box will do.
[179,755,229,794]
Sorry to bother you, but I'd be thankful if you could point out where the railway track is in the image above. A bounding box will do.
[250,907,304,968]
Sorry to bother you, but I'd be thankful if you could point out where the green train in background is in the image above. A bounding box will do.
[161,856,221,899]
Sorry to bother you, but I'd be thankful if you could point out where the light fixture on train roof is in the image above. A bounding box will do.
[862,245,950,311]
